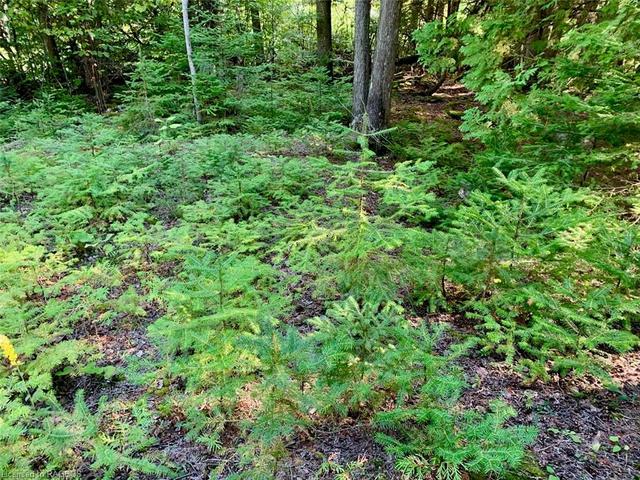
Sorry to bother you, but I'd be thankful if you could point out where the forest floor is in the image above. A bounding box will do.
[390,83,640,480]
[59,310,640,480]
[2,82,638,480]
[83,86,638,480]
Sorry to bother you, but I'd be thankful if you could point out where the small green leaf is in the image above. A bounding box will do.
[609,435,620,443]
[567,431,582,444]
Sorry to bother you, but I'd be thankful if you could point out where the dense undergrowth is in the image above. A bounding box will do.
[1,1,640,478]
[0,88,539,478]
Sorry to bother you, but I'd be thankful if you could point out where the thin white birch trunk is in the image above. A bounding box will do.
[181,0,202,123]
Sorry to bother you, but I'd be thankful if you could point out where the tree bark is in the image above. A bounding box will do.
[405,0,422,52]
[366,0,401,132]
[316,0,332,77]
[424,0,436,22]
[81,55,107,112]
[38,3,65,84]
[181,0,202,123]
[450,0,461,16]
[351,0,371,130]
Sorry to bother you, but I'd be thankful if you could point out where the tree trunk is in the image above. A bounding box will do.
[404,0,422,53]
[450,0,461,16]
[43,35,64,81]
[351,0,371,130]
[38,4,65,84]
[81,55,107,112]
[181,0,202,123]
[366,0,401,132]
[316,0,332,77]
[424,0,436,22]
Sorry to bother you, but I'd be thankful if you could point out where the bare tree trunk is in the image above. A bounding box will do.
[181,0,202,123]
[316,0,332,77]
[82,55,107,112]
[351,0,371,130]
[366,0,401,132]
